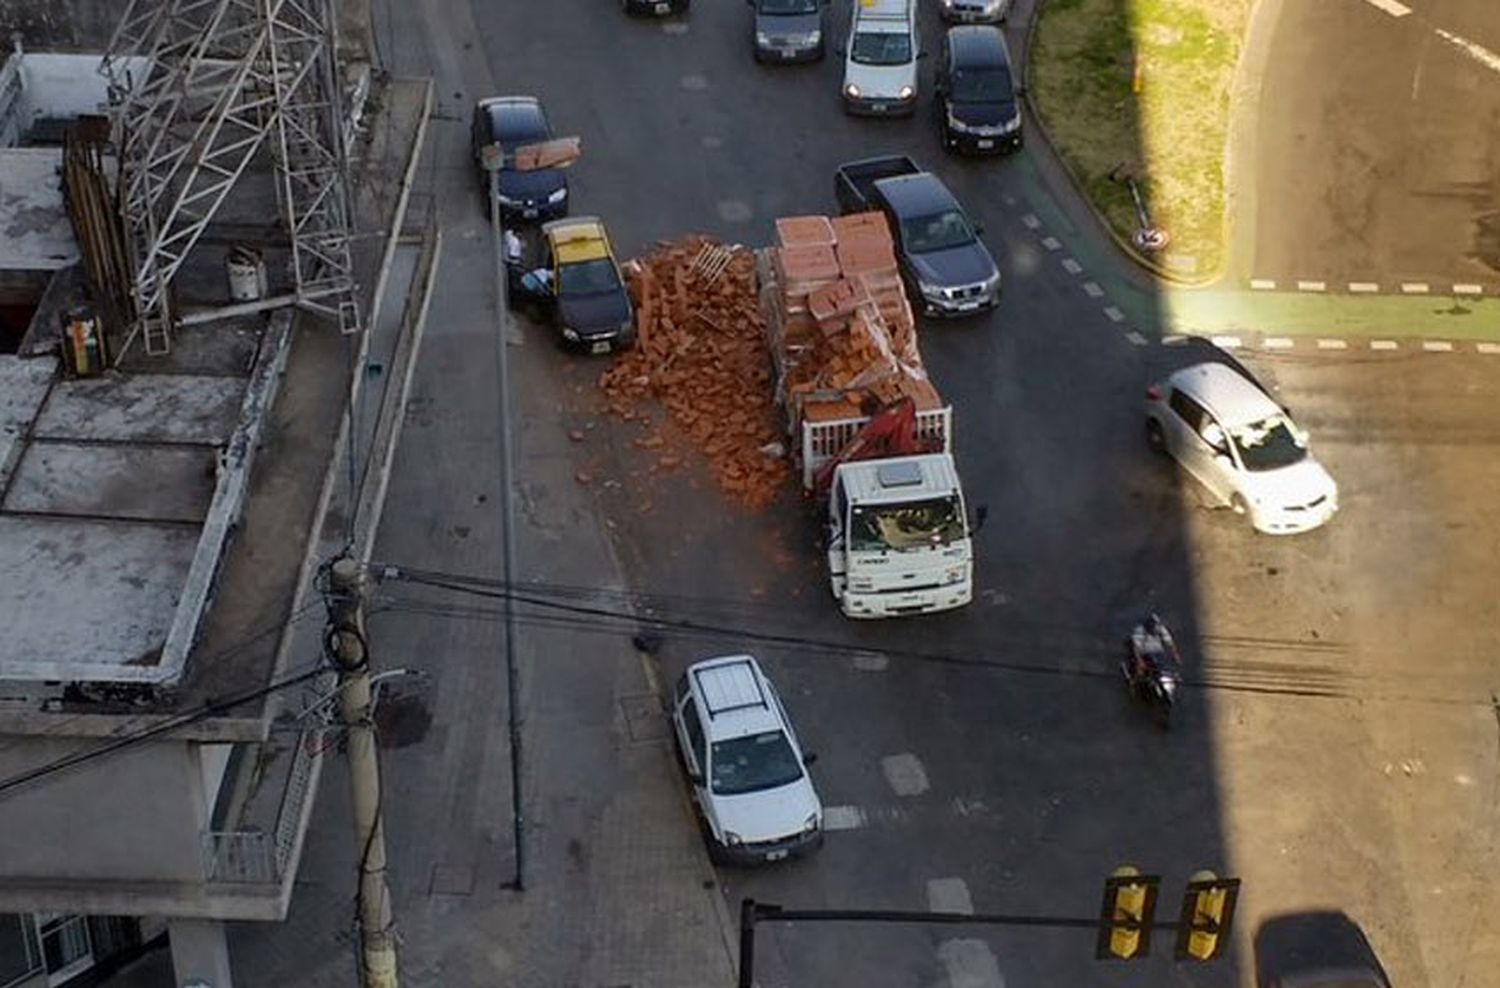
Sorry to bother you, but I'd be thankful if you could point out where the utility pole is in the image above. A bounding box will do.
[327,557,401,987]
[482,144,527,891]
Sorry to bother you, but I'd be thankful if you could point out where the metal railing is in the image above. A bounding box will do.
[203,728,323,884]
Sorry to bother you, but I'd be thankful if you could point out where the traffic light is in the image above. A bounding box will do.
[1096,866,1160,960]
[1175,870,1240,961]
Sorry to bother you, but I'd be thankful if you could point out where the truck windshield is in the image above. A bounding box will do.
[850,496,966,551]
[711,730,804,795]
[901,210,976,253]
[851,32,913,66]
[559,258,620,296]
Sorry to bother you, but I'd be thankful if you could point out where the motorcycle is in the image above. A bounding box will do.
[1121,614,1182,729]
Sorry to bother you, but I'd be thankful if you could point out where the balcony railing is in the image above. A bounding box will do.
[203,727,324,884]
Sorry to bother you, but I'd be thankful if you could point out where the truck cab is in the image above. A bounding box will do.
[825,454,974,618]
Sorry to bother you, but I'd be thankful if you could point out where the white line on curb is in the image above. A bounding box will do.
[1477,343,1500,355]
[1162,335,1189,346]
[1211,335,1242,349]
[1103,306,1125,323]
[1297,280,1327,292]
[1436,28,1500,76]
[1317,338,1348,350]
[1125,331,1149,346]
[1082,282,1104,297]
[1061,258,1083,275]
[1021,213,1041,230]
[1263,337,1295,349]
[1370,340,1399,350]
[1454,284,1484,295]
[1422,340,1455,352]
[1041,236,1062,251]
[1401,282,1430,294]
[1361,0,1412,16]
[1349,282,1380,293]
[823,805,868,831]
[1250,278,1277,290]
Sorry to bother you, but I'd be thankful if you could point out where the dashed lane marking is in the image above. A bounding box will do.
[927,878,975,915]
[1317,338,1349,350]
[1250,278,1277,290]
[1297,280,1327,292]
[1082,281,1104,297]
[1263,337,1295,349]
[1349,282,1380,293]
[680,74,709,90]
[881,753,930,797]
[1370,340,1399,350]
[823,805,868,831]
[1021,213,1041,230]
[1125,330,1149,346]
[1454,283,1484,295]
[1361,0,1411,16]
[938,940,1006,988]
[1040,236,1062,251]
[1103,306,1125,323]
[852,651,888,671]
[662,21,689,34]
[1162,334,1189,346]
[1211,335,1242,349]
[1422,340,1455,352]
[1061,257,1082,275]
[1402,282,1430,294]
[1436,28,1500,76]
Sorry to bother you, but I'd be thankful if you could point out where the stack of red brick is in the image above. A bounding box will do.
[597,235,789,510]
[767,212,942,429]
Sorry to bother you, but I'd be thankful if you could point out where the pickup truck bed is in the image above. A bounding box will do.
[834,154,923,215]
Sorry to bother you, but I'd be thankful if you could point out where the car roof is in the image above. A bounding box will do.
[1168,361,1281,428]
[853,0,913,22]
[688,655,785,740]
[876,173,959,215]
[542,216,611,262]
[948,26,1011,67]
[837,453,962,504]
[478,96,547,133]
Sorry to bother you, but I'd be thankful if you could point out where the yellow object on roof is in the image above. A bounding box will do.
[544,216,611,264]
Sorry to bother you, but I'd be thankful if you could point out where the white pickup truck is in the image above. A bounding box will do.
[758,249,977,619]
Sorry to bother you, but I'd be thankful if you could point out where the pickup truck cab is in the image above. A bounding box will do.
[840,0,919,115]
[834,155,1000,316]
[538,217,636,354]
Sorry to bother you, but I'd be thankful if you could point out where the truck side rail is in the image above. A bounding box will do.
[801,407,952,490]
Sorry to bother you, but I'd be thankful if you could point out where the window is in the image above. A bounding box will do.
[558,258,621,296]
[1230,416,1309,472]
[0,914,41,988]
[710,730,804,795]
[851,31,913,66]
[899,210,976,253]
[849,496,966,552]
[682,699,706,767]
[951,66,1013,103]
[1168,388,1206,433]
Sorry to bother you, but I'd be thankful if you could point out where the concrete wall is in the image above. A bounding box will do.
[0,0,125,52]
[0,736,209,883]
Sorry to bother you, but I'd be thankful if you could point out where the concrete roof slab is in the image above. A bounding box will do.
[0,516,199,679]
[34,374,247,445]
[4,442,215,522]
[0,149,78,271]
[0,354,54,493]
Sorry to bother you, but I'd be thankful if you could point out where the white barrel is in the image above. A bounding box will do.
[226,246,267,301]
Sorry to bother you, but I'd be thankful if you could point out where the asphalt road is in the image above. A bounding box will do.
[228,2,1500,987]
[1243,0,1500,293]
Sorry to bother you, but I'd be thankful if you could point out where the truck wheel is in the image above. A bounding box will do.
[1145,418,1166,454]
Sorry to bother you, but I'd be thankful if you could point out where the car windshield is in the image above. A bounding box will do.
[951,66,1013,103]
[711,730,804,795]
[851,31,912,65]
[558,257,620,296]
[850,496,967,551]
[1230,415,1309,472]
[900,210,976,253]
[760,0,818,12]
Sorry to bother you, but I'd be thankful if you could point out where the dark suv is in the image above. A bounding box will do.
[934,26,1022,154]
[470,95,569,222]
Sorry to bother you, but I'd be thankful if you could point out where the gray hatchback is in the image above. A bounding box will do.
[748,0,827,63]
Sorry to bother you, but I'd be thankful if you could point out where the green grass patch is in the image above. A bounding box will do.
[1031,0,1253,280]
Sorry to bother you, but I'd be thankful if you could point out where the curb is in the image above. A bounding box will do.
[1248,278,1492,298]
[1017,0,1228,290]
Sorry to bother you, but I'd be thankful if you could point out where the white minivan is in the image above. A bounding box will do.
[671,654,823,865]
[840,0,920,115]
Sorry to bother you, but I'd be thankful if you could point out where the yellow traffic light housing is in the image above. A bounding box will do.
[1096,866,1160,960]
[1175,871,1241,961]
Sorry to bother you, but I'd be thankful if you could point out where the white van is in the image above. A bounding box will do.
[840,0,920,115]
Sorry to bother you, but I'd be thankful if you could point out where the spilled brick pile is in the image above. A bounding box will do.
[764,212,942,432]
[597,236,789,510]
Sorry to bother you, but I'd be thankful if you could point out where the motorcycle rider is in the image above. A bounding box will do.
[1127,614,1181,693]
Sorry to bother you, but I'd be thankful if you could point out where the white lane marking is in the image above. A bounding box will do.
[1103,306,1125,323]
[1297,280,1327,292]
[1477,343,1500,354]
[1453,283,1484,295]
[1422,340,1454,352]
[717,199,752,222]
[1361,0,1412,16]
[1349,281,1380,293]
[1061,257,1083,275]
[662,21,689,34]
[1436,28,1500,75]
[1317,338,1348,350]
[1263,337,1295,349]
[1002,194,1018,206]
[1211,335,1242,349]
[680,74,709,90]
[1082,281,1104,297]
[1040,236,1062,251]
[938,939,1006,988]
[927,877,975,915]
[881,753,930,797]
[1162,334,1189,346]
[823,805,868,831]
[1250,278,1277,290]
[1370,339,1399,350]
[852,651,889,671]
[701,135,724,149]
[1021,213,1042,230]
[1125,330,1149,346]
[1401,282,1430,294]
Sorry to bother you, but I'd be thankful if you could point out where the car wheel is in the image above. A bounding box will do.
[1145,417,1166,453]
[1229,493,1249,516]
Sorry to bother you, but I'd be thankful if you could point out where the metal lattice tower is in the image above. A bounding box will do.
[102,0,361,358]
